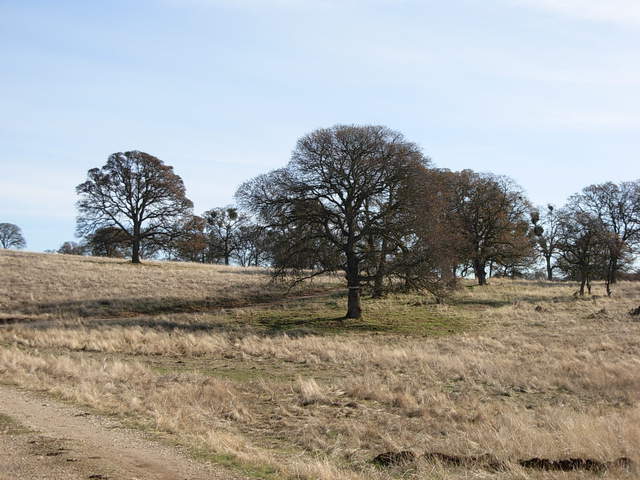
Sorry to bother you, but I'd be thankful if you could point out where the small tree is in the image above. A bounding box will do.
[172,215,208,262]
[0,223,26,249]
[57,241,86,255]
[233,224,273,267]
[76,151,193,264]
[203,207,247,265]
[85,226,130,258]
[572,181,640,295]
[556,207,608,296]
[531,205,562,280]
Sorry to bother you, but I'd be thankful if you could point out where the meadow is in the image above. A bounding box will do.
[1,249,639,479]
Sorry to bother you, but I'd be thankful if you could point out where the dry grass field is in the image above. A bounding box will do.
[1,249,639,479]
[0,250,341,320]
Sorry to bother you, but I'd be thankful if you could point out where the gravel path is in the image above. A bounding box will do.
[0,385,246,480]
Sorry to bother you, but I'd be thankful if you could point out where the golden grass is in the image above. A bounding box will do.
[1,250,640,479]
[0,249,340,319]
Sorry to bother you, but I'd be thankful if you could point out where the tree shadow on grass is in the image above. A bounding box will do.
[453,295,580,308]
[10,289,344,320]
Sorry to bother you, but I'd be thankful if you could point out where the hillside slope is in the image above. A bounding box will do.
[1,250,640,479]
[0,249,339,319]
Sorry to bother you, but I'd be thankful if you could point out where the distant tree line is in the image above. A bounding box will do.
[22,124,636,319]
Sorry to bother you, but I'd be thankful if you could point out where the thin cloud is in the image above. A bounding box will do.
[511,0,640,26]
[160,0,340,10]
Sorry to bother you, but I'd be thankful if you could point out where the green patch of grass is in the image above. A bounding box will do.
[150,363,269,382]
[248,295,472,337]
[0,413,30,435]
[193,449,281,480]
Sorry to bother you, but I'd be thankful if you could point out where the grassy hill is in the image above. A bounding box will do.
[0,249,340,320]
[1,249,639,479]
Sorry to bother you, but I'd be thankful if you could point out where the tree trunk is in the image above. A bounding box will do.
[372,274,384,298]
[347,285,362,319]
[131,227,141,264]
[345,254,362,319]
[579,276,586,296]
[474,259,487,286]
[545,255,553,281]
[610,256,618,285]
[372,245,387,298]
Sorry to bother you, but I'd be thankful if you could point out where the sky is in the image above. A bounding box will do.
[1,0,639,252]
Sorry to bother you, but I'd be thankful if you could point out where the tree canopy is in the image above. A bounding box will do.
[76,151,193,264]
[237,124,443,318]
[0,223,26,249]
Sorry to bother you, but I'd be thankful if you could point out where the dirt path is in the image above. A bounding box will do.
[0,385,246,480]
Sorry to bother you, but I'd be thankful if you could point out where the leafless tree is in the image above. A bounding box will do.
[233,224,273,267]
[0,223,26,249]
[236,124,432,319]
[570,181,640,295]
[76,151,193,264]
[446,170,534,285]
[531,205,562,280]
[172,215,208,262]
[57,241,86,255]
[555,205,608,296]
[381,167,461,299]
[85,226,130,258]
[203,206,248,265]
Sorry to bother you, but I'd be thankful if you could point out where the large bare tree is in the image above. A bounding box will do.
[236,124,430,319]
[76,151,193,264]
[0,223,26,249]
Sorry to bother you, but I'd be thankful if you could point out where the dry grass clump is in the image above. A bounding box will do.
[4,325,232,356]
[0,348,250,425]
[295,377,331,405]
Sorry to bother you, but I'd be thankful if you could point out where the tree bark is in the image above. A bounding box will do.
[347,285,362,319]
[345,253,362,319]
[131,226,141,264]
[545,255,553,281]
[372,244,387,298]
[474,259,487,285]
[609,256,618,285]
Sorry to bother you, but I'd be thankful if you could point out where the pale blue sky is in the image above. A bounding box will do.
[1,0,639,252]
